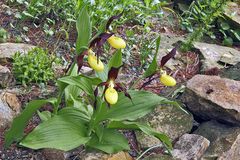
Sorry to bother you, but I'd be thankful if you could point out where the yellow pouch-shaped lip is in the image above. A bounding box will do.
[105,87,118,105]
[87,50,104,72]
[107,36,126,49]
[160,73,176,87]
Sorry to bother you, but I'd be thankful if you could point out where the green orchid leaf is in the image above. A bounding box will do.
[143,35,161,78]
[94,125,104,142]
[20,111,90,151]
[108,50,123,69]
[57,75,102,97]
[108,121,172,150]
[86,128,129,153]
[95,64,108,82]
[5,98,57,148]
[143,58,157,78]
[76,6,91,54]
[37,110,52,122]
[58,107,91,123]
[97,90,179,121]
[64,84,83,107]
[155,35,161,57]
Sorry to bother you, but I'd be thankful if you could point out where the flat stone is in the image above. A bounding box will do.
[224,2,240,28]
[42,147,84,160]
[0,65,15,88]
[79,151,109,160]
[143,155,174,160]
[142,134,209,160]
[220,62,240,81]
[136,105,193,148]
[0,91,21,130]
[193,42,240,70]
[79,151,132,160]
[42,149,69,160]
[172,134,210,160]
[181,74,240,126]
[108,152,132,160]
[194,120,240,159]
[0,43,35,59]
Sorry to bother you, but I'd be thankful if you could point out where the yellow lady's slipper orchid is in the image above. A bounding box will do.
[107,35,126,49]
[160,71,176,87]
[104,81,118,105]
[87,50,104,72]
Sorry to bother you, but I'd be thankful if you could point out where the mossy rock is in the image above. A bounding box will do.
[136,105,193,148]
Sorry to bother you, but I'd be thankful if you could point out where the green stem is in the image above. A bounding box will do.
[130,77,143,89]
[136,144,163,160]
[53,91,64,114]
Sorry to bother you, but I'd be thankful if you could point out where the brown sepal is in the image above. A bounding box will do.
[160,47,177,67]
[115,83,132,102]
[76,50,88,73]
[106,12,123,31]
[107,66,122,81]
[89,32,114,62]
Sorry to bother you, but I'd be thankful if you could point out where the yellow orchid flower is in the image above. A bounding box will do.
[104,80,118,105]
[87,49,104,72]
[107,35,126,49]
[160,70,176,87]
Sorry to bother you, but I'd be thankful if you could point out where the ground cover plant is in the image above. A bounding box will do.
[4,7,180,155]
[12,47,61,86]
[6,0,169,36]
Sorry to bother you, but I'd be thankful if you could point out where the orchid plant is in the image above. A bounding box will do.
[5,7,179,155]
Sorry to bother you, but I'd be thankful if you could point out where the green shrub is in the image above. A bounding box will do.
[12,47,60,85]
[180,0,227,51]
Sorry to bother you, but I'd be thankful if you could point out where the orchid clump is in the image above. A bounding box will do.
[141,44,178,89]
[5,8,181,157]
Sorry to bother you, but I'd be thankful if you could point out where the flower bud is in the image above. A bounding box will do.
[160,73,176,87]
[107,35,126,49]
[87,50,104,72]
[105,87,118,105]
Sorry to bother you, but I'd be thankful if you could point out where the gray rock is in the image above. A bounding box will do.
[78,151,132,160]
[193,42,240,70]
[142,134,209,160]
[0,65,15,88]
[224,2,240,28]
[42,147,84,160]
[0,43,35,60]
[194,121,240,160]
[220,62,240,81]
[0,91,21,130]
[79,151,109,160]
[143,155,175,160]
[42,149,70,160]
[136,105,193,148]
[181,75,240,126]
[172,134,210,160]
